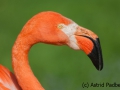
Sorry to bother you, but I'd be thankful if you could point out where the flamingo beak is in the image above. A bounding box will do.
[75,27,103,71]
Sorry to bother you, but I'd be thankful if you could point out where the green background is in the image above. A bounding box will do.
[0,0,120,90]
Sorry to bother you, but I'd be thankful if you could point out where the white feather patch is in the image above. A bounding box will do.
[59,22,80,50]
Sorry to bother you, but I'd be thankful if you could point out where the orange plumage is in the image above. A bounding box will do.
[0,11,103,90]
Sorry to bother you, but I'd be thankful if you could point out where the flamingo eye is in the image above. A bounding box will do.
[57,24,64,29]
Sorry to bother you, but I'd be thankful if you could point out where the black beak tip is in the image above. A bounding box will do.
[88,54,103,71]
[87,38,103,71]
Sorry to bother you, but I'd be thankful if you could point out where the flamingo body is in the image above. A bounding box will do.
[0,11,103,90]
[0,65,21,90]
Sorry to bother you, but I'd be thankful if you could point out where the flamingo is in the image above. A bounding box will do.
[0,11,103,90]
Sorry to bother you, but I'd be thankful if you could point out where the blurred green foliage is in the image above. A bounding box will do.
[0,0,120,90]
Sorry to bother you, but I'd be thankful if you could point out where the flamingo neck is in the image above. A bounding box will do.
[12,35,44,90]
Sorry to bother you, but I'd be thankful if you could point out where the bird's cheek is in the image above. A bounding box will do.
[75,36,94,55]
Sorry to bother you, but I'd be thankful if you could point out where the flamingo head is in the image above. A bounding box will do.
[20,11,103,70]
[57,22,103,71]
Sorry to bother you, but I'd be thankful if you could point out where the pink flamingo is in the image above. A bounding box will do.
[0,11,103,90]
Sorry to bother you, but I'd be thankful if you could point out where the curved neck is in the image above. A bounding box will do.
[12,35,44,90]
